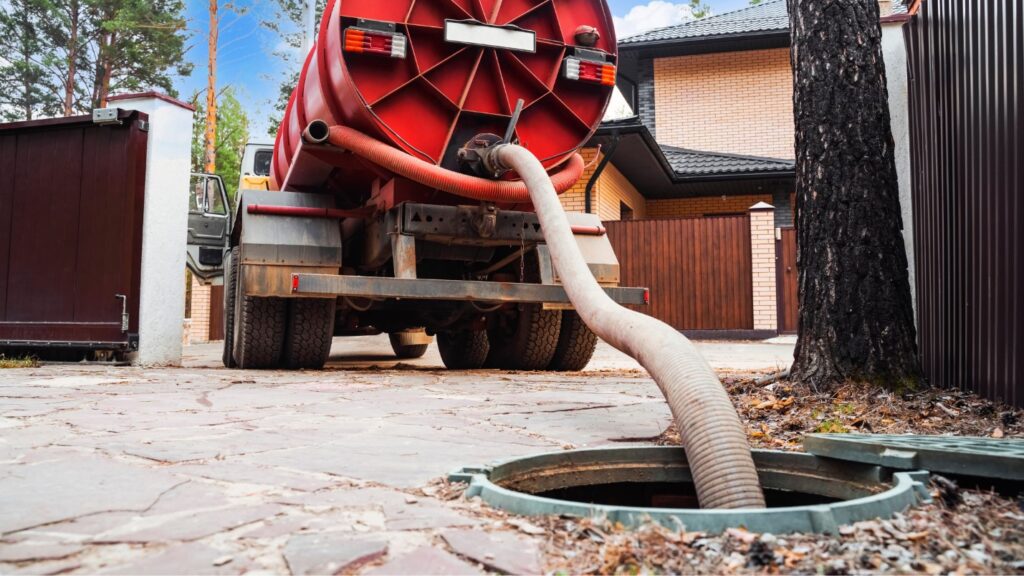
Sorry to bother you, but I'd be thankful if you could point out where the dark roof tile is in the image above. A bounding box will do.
[661,145,794,176]
[621,0,789,45]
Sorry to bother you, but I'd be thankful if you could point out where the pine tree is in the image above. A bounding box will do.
[87,0,193,108]
[0,0,60,121]
[787,0,920,390]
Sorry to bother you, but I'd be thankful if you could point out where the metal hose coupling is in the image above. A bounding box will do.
[495,144,766,509]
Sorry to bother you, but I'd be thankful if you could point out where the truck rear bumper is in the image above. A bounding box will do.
[291,274,649,306]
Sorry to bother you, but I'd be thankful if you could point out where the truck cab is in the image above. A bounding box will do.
[186,172,231,283]
[238,142,274,193]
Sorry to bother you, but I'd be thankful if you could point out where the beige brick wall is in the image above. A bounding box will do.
[654,48,795,159]
[597,163,647,221]
[189,276,212,344]
[561,149,647,221]
[559,149,597,214]
[749,206,778,331]
[647,194,773,219]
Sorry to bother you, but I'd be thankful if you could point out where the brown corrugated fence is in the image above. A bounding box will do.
[606,216,754,332]
[905,0,1022,407]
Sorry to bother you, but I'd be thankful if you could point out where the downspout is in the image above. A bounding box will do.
[584,133,621,214]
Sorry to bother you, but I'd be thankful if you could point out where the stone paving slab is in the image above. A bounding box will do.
[0,336,793,573]
[365,546,481,575]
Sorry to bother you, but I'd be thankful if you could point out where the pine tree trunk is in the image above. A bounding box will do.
[63,1,78,116]
[787,0,920,390]
[204,0,219,174]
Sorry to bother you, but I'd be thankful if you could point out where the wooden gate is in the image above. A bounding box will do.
[0,112,148,350]
[209,285,225,341]
[776,227,798,334]
[606,216,753,332]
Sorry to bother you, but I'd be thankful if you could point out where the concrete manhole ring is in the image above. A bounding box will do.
[450,447,932,534]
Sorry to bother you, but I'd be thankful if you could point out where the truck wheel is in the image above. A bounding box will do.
[389,331,431,359]
[438,331,489,369]
[283,299,336,369]
[222,247,239,368]
[487,304,561,370]
[234,292,287,370]
[548,311,598,372]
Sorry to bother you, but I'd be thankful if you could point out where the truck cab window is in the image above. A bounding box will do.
[254,150,273,176]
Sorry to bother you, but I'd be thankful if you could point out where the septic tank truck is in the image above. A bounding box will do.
[224,0,644,372]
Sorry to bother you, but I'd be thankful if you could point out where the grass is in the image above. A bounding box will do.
[0,355,39,369]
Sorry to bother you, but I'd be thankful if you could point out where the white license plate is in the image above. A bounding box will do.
[444,20,537,53]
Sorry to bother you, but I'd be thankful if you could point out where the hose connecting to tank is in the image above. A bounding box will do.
[326,125,766,509]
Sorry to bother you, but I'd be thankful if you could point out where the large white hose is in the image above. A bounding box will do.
[495,145,766,509]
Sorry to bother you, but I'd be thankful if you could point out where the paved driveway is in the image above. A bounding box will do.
[1,336,793,574]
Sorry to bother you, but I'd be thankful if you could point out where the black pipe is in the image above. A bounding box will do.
[584,133,621,214]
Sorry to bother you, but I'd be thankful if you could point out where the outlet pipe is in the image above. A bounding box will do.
[326,126,766,509]
[327,126,584,203]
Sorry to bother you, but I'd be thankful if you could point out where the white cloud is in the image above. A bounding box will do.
[613,1,696,39]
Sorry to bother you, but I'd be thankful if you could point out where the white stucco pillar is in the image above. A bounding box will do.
[881,20,917,321]
[107,93,195,366]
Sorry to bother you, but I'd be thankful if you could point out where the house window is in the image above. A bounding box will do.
[620,202,635,221]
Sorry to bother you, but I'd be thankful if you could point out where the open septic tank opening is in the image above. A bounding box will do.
[449,447,932,534]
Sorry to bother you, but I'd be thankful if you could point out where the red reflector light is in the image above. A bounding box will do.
[564,57,616,86]
[344,27,407,59]
[292,274,300,293]
[643,289,650,305]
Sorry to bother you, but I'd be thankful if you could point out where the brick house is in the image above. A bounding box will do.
[560,0,907,336]
[562,0,799,225]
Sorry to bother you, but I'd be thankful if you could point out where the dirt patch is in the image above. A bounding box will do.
[650,377,1023,449]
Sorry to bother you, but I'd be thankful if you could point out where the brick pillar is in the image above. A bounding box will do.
[749,202,778,333]
[189,275,212,344]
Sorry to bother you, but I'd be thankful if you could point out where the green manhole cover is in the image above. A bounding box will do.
[450,448,931,534]
[804,434,1024,481]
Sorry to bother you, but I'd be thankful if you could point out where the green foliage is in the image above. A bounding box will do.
[192,87,250,203]
[263,0,325,133]
[749,0,763,6]
[689,0,712,19]
[815,419,848,434]
[0,0,61,121]
[0,0,191,121]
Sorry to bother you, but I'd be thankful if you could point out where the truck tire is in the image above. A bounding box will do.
[548,311,598,371]
[438,330,489,369]
[234,293,287,370]
[389,332,431,359]
[222,247,239,368]
[283,299,336,369]
[487,304,561,370]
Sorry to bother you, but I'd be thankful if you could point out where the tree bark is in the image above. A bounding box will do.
[787,0,920,390]
[204,0,219,174]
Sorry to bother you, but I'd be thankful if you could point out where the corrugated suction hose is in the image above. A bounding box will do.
[326,126,766,509]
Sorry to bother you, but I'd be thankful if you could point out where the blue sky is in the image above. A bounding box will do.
[174,0,757,137]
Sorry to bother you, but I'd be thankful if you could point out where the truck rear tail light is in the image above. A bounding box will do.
[344,27,407,59]
[564,57,615,86]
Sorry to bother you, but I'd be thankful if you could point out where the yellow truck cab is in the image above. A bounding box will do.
[238,142,274,193]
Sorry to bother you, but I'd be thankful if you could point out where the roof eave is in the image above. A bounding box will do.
[619,29,790,52]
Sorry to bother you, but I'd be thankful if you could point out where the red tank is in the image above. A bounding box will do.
[272,0,617,194]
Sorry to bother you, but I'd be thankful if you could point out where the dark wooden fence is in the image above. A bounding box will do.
[906,0,1023,407]
[607,216,753,332]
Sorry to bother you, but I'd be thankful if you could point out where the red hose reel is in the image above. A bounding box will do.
[272,0,618,195]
